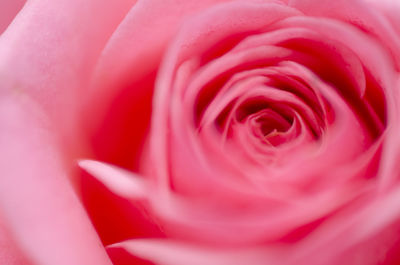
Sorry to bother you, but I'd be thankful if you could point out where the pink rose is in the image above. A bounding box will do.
[2,0,400,265]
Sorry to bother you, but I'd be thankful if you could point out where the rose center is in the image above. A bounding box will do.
[238,105,295,146]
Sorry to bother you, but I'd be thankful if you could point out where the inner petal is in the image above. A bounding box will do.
[247,109,295,147]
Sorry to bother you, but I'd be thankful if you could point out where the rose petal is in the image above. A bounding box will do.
[284,188,400,265]
[0,0,137,140]
[365,0,400,38]
[0,216,32,265]
[78,159,165,245]
[107,239,283,265]
[0,94,113,265]
[288,0,400,70]
[150,0,300,196]
[79,160,149,199]
[0,0,25,34]
[378,75,400,188]
[90,0,242,105]
[85,0,242,169]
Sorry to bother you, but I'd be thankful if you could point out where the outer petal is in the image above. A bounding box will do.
[0,94,112,265]
[0,0,25,34]
[0,216,32,265]
[0,0,137,143]
[0,0,138,263]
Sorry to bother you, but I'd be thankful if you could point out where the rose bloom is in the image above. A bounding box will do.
[1,0,400,264]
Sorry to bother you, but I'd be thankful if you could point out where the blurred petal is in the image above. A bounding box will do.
[151,0,300,192]
[0,94,112,265]
[107,239,282,265]
[365,0,400,37]
[0,0,137,139]
[0,0,25,34]
[0,216,32,265]
[288,0,400,69]
[107,246,155,265]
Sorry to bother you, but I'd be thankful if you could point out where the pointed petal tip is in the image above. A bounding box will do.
[78,159,148,200]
